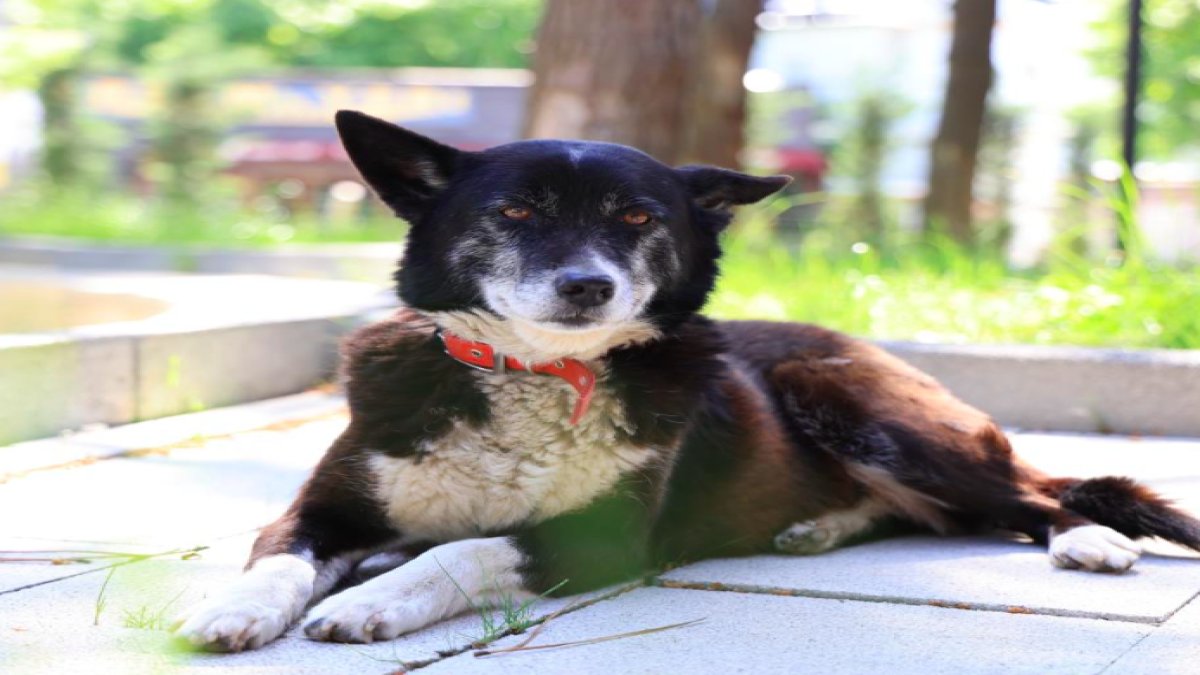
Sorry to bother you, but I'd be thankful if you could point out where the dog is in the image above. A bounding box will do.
[177,110,1200,651]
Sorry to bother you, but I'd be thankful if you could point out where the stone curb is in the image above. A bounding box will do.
[0,313,371,446]
[881,341,1200,437]
[3,237,1196,437]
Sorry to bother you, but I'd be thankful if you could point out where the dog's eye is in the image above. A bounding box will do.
[500,205,532,221]
[622,209,652,226]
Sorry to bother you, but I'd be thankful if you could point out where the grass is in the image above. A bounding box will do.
[2,186,1197,350]
[435,557,568,646]
[121,588,187,631]
[708,230,1200,350]
[0,188,405,247]
[79,546,208,629]
[93,565,118,626]
[707,183,1200,350]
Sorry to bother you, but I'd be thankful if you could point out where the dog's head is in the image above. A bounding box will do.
[336,110,788,360]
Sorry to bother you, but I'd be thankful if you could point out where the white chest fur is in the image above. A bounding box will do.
[369,370,657,542]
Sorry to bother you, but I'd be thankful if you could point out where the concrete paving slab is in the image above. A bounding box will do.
[660,431,1200,624]
[659,537,1200,623]
[1102,594,1200,675]
[883,341,1200,436]
[0,531,244,596]
[0,392,346,479]
[1012,432,1200,480]
[0,418,341,548]
[0,533,630,675]
[1012,432,1200,513]
[1012,431,1200,557]
[0,558,109,595]
[423,586,1151,675]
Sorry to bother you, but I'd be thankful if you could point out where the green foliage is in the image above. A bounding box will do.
[106,0,543,69]
[121,588,186,632]
[974,104,1022,249]
[8,0,543,70]
[0,188,406,246]
[824,89,911,247]
[4,188,1197,350]
[93,565,117,626]
[137,23,269,212]
[37,67,84,186]
[746,88,823,150]
[6,0,544,200]
[434,556,568,647]
[708,203,1200,350]
[273,0,542,69]
[1087,0,1200,158]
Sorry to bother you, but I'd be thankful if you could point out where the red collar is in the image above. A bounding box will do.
[436,330,597,426]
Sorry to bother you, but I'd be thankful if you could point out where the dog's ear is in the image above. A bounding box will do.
[676,165,791,212]
[335,110,462,222]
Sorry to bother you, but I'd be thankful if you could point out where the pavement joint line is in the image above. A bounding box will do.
[1096,630,1156,675]
[399,580,647,673]
[1152,587,1200,625]
[650,578,1168,626]
[0,544,208,598]
[0,407,348,485]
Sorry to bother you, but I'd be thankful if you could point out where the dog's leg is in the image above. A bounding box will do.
[767,345,1162,573]
[176,436,402,652]
[303,478,661,644]
[302,537,532,643]
[174,516,365,652]
[774,498,893,555]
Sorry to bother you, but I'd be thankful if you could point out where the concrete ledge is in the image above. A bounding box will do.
[4,239,1198,438]
[0,268,390,444]
[0,336,137,445]
[881,341,1200,437]
[0,317,365,445]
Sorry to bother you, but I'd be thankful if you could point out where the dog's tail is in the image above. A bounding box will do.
[1043,476,1200,551]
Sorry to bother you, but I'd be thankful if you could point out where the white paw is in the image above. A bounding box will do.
[302,585,441,644]
[1049,525,1142,573]
[175,597,293,652]
[774,520,835,555]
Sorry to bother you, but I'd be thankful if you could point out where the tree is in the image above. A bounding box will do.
[1087,0,1200,159]
[525,0,761,167]
[830,89,909,247]
[680,0,763,168]
[923,0,996,245]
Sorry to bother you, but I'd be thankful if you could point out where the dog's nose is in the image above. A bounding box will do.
[554,271,615,308]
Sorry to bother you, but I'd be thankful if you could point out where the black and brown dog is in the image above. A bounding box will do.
[178,111,1200,651]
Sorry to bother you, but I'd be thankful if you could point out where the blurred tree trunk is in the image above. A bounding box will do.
[680,0,763,167]
[525,0,761,167]
[38,66,82,189]
[923,0,996,244]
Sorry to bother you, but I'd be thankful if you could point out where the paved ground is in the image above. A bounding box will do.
[1,394,1198,674]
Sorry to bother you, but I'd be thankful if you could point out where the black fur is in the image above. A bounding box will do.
[1059,477,1200,551]
[215,113,1198,653]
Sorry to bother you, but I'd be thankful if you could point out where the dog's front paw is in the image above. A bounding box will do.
[1049,525,1142,573]
[175,598,293,652]
[302,586,440,644]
